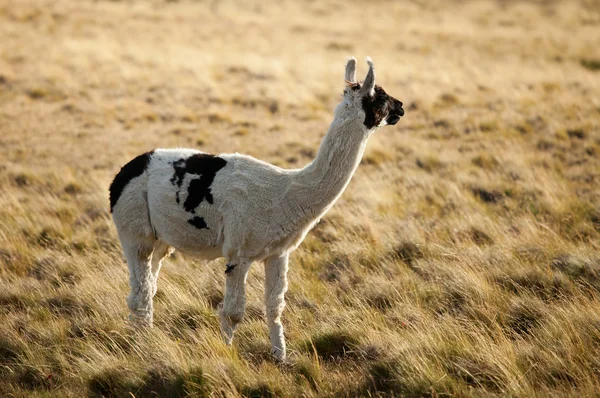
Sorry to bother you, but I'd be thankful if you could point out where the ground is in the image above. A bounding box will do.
[1,0,600,396]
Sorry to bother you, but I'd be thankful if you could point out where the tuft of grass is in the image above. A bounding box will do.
[144,112,159,123]
[438,93,460,105]
[366,290,396,311]
[46,294,92,316]
[88,365,142,397]
[361,359,456,397]
[294,358,321,390]
[471,186,503,203]
[469,227,494,246]
[17,367,55,391]
[183,367,211,397]
[566,128,586,139]
[504,299,544,337]
[207,112,232,124]
[26,88,47,99]
[479,120,499,132]
[580,58,600,71]
[303,331,361,360]
[362,147,394,166]
[444,353,506,392]
[89,363,195,397]
[394,241,424,266]
[137,365,186,398]
[234,127,249,136]
[493,269,573,301]
[364,361,404,394]
[68,321,135,355]
[589,208,600,232]
[536,138,555,150]
[241,383,282,398]
[172,306,218,331]
[416,155,443,173]
[472,153,500,170]
[326,41,353,51]
[0,333,24,365]
[551,254,600,291]
[12,172,38,187]
[63,182,83,195]
[35,227,66,248]
[0,291,37,313]
[203,288,224,309]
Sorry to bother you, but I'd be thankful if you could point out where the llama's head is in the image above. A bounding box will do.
[341,57,404,130]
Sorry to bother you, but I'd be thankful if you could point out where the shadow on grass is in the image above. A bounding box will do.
[88,364,210,398]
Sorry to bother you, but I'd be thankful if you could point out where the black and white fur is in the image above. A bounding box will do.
[109,57,404,361]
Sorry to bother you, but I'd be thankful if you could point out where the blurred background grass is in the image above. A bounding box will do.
[0,0,599,396]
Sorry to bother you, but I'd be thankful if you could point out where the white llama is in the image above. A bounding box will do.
[109,57,404,361]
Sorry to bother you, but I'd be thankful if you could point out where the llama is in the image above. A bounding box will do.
[109,57,404,361]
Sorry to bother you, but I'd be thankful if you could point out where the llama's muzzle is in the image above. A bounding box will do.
[387,99,404,125]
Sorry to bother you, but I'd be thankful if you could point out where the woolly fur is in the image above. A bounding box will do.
[110,57,404,361]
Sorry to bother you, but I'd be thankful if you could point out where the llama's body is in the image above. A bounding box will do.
[110,57,404,361]
[114,148,325,262]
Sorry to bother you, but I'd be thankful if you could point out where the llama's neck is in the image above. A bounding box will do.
[287,113,370,223]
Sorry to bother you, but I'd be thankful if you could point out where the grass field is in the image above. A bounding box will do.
[1,0,600,396]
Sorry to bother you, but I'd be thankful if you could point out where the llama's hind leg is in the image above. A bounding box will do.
[264,253,289,361]
[219,259,252,345]
[150,240,172,298]
[122,236,155,327]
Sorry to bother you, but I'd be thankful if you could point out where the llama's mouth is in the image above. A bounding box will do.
[386,104,404,125]
[387,111,403,126]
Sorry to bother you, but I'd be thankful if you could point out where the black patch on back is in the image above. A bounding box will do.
[169,158,186,204]
[188,216,208,229]
[184,177,216,212]
[109,150,154,212]
[362,85,390,129]
[169,153,227,214]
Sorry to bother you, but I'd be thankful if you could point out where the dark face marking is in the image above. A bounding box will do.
[170,153,227,214]
[361,85,404,129]
[188,216,209,229]
[109,150,154,212]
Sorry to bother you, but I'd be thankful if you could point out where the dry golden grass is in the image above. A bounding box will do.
[1,0,600,396]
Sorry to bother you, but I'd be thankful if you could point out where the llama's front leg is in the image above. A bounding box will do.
[219,259,252,345]
[264,253,289,361]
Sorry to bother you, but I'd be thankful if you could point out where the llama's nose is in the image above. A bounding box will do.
[395,100,404,116]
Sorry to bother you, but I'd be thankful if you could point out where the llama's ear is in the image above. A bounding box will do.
[360,57,376,96]
[345,56,357,85]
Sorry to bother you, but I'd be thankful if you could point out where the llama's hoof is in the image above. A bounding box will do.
[128,313,153,328]
[220,329,234,346]
[271,347,286,362]
[219,317,236,345]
